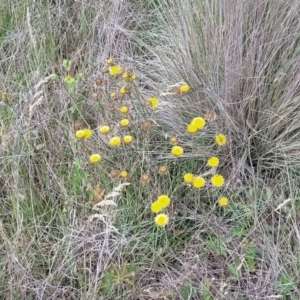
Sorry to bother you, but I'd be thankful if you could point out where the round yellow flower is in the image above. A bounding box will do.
[109,65,121,76]
[187,123,198,133]
[191,117,206,130]
[171,146,184,156]
[215,134,227,146]
[111,92,117,98]
[82,129,92,139]
[211,174,225,187]
[183,173,194,183]
[155,213,169,227]
[109,136,121,147]
[89,154,101,163]
[120,119,130,127]
[192,176,206,188]
[120,170,128,178]
[120,86,127,94]
[179,84,190,93]
[148,97,159,108]
[75,130,85,139]
[107,58,114,65]
[151,201,163,213]
[99,125,110,134]
[2,93,7,101]
[120,106,129,114]
[207,156,219,167]
[157,195,171,208]
[123,135,133,144]
[218,197,229,207]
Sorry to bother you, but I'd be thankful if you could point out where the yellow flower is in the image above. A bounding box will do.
[89,154,101,163]
[120,170,128,178]
[215,134,227,146]
[207,156,219,167]
[184,173,194,183]
[82,129,92,139]
[2,93,7,101]
[192,176,206,188]
[109,136,121,147]
[187,123,198,133]
[218,197,229,207]
[157,195,171,208]
[120,106,129,114]
[120,86,127,94]
[99,125,110,134]
[107,58,114,65]
[171,146,184,156]
[211,174,224,187]
[155,214,169,227]
[120,119,130,127]
[191,117,206,130]
[151,201,163,213]
[111,92,117,98]
[123,135,133,144]
[148,97,159,108]
[122,72,136,82]
[179,84,190,93]
[109,65,121,76]
[75,130,85,139]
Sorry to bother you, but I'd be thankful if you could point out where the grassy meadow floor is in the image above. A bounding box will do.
[1,0,300,299]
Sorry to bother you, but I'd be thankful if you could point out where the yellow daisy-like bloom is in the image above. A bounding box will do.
[155,213,169,227]
[148,97,159,108]
[120,170,128,178]
[218,197,229,207]
[179,84,190,93]
[215,134,227,146]
[191,117,206,130]
[120,106,129,114]
[75,130,85,139]
[157,195,171,208]
[193,176,206,188]
[89,154,101,163]
[2,93,7,101]
[120,119,130,127]
[109,65,121,76]
[207,156,219,167]
[99,125,110,134]
[187,123,198,133]
[109,136,121,147]
[123,135,133,144]
[120,86,127,94]
[211,174,225,187]
[82,129,92,139]
[184,173,194,183]
[111,92,117,99]
[122,72,136,82]
[171,146,184,156]
[151,201,163,213]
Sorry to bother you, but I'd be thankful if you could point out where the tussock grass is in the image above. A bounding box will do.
[1,0,300,299]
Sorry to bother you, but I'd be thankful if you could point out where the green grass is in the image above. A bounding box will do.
[2,0,300,299]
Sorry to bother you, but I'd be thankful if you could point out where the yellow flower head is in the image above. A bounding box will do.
[109,136,121,147]
[171,146,184,156]
[187,123,198,133]
[151,201,163,213]
[183,173,194,183]
[147,97,159,108]
[207,156,219,167]
[155,213,169,227]
[170,136,179,145]
[75,130,85,139]
[107,58,115,65]
[215,134,227,146]
[89,154,101,163]
[122,72,136,82]
[2,93,7,101]
[111,92,117,99]
[120,85,132,95]
[120,170,128,178]
[179,84,190,93]
[218,197,229,207]
[120,118,130,127]
[120,86,127,94]
[120,106,129,114]
[158,165,169,175]
[99,125,110,134]
[123,135,133,144]
[191,117,206,130]
[157,195,171,208]
[193,176,206,188]
[109,65,121,76]
[211,174,225,187]
[82,129,92,139]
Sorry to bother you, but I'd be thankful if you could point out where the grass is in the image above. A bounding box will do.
[1,0,300,299]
